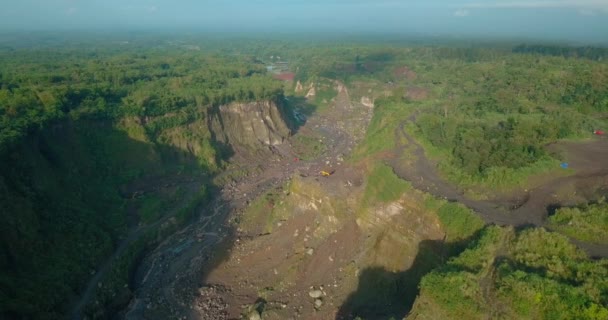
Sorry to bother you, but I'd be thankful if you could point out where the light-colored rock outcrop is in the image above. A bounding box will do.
[305,84,316,99]
[295,80,304,93]
[210,100,292,147]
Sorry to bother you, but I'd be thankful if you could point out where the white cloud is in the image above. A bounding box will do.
[66,7,77,15]
[579,8,597,15]
[148,6,158,13]
[454,9,470,16]
[462,0,608,9]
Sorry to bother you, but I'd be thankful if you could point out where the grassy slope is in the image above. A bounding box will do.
[352,97,412,160]
[360,164,412,209]
[549,201,608,244]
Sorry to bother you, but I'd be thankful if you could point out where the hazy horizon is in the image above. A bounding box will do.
[2,0,608,44]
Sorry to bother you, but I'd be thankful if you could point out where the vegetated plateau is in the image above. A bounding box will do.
[0,34,607,320]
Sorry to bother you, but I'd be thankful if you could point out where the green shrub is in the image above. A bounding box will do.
[549,201,608,244]
[436,202,484,242]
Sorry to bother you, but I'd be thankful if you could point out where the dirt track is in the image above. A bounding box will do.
[388,113,608,258]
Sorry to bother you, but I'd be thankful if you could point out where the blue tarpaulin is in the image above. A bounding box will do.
[560,162,569,169]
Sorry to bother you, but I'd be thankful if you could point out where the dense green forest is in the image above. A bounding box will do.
[412,53,608,188]
[513,44,608,60]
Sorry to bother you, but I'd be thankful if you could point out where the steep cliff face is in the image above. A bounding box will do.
[209,99,293,148]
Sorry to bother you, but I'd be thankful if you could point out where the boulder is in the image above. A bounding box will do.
[308,290,323,299]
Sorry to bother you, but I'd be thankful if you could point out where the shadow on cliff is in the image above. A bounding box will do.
[335,232,483,320]
[335,240,443,320]
[285,96,318,133]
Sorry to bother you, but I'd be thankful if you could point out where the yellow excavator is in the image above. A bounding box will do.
[320,169,335,177]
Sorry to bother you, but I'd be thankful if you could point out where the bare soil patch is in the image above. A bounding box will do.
[547,138,608,176]
[404,87,429,101]
[394,66,418,80]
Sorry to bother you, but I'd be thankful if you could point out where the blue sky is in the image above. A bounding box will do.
[1,0,607,43]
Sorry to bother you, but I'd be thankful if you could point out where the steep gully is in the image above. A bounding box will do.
[73,84,606,318]
[117,84,362,319]
[68,97,332,319]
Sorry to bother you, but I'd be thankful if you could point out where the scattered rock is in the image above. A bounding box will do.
[360,96,374,108]
[306,248,314,255]
[248,310,262,320]
[314,298,323,309]
[194,285,228,319]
